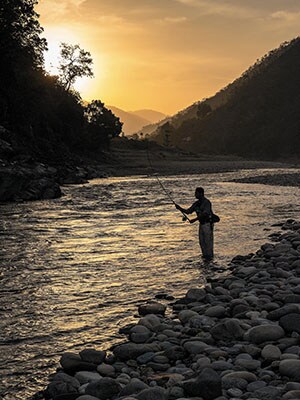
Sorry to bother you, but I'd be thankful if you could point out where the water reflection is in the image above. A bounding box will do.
[0,169,300,398]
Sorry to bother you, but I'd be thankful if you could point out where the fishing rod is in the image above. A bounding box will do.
[146,148,191,222]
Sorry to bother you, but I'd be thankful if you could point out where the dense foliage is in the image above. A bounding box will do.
[154,38,300,159]
[0,0,121,162]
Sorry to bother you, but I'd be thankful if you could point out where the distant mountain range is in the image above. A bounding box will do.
[108,106,167,135]
[151,37,300,159]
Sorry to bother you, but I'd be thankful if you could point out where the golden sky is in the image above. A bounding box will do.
[37,0,300,114]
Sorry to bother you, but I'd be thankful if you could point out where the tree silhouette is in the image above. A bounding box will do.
[0,0,47,72]
[58,43,94,91]
[85,100,122,149]
[197,103,212,119]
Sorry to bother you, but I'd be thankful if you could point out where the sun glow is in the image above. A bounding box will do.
[43,27,105,97]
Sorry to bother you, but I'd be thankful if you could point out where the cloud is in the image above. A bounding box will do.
[270,10,300,22]
[37,0,87,22]
[174,0,259,19]
[156,16,188,25]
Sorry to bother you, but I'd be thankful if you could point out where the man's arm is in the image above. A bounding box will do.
[175,202,196,215]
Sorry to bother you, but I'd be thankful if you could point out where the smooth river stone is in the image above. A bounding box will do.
[164,345,186,361]
[279,360,300,381]
[268,305,300,321]
[185,288,206,302]
[113,343,160,361]
[183,368,222,400]
[138,314,161,331]
[178,310,199,324]
[97,363,115,376]
[205,305,226,318]
[222,371,257,382]
[246,325,285,344]
[280,313,300,333]
[254,386,282,399]
[183,341,210,354]
[130,325,152,343]
[75,371,102,384]
[211,319,244,340]
[119,378,149,396]
[46,373,80,398]
[283,294,300,303]
[85,377,121,399]
[261,344,282,360]
[234,359,261,371]
[283,390,300,400]
[60,352,96,372]
[79,349,106,365]
[138,302,166,316]
[136,386,167,400]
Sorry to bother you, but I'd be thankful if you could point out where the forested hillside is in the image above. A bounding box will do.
[154,38,300,159]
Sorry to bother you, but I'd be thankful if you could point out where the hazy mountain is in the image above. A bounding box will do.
[153,37,300,159]
[109,106,167,135]
[129,109,167,124]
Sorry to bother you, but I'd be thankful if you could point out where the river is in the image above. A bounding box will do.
[1,169,300,399]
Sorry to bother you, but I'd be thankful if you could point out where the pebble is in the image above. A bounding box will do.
[261,344,281,360]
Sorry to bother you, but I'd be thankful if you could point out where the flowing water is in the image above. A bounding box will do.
[1,169,300,399]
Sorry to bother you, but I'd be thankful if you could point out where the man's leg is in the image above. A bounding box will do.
[199,224,214,260]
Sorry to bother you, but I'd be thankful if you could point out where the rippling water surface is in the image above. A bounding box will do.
[1,169,300,399]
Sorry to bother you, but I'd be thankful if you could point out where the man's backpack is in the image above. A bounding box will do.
[212,213,220,223]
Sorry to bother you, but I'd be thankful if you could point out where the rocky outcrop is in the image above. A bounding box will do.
[0,162,61,202]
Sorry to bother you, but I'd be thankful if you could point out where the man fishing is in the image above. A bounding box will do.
[175,187,215,262]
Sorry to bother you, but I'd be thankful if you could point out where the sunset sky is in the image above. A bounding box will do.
[37,0,300,114]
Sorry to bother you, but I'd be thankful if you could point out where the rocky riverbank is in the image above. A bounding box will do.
[37,219,300,400]
[0,160,110,202]
[1,130,294,203]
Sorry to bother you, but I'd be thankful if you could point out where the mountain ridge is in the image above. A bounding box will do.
[153,37,300,159]
[108,106,167,136]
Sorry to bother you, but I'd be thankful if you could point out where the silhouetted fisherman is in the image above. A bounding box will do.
[175,187,214,261]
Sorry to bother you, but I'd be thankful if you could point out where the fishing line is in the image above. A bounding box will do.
[146,148,191,222]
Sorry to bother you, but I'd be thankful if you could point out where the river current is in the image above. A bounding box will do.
[1,169,300,399]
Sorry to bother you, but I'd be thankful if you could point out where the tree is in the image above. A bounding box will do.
[197,102,212,119]
[0,0,47,132]
[85,100,122,150]
[58,43,94,91]
[160,122,173,147]
[0,0,47,72]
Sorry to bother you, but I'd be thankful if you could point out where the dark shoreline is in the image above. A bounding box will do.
[231,172,300,188]
[1,153,298,204]
[37,219,300,400]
